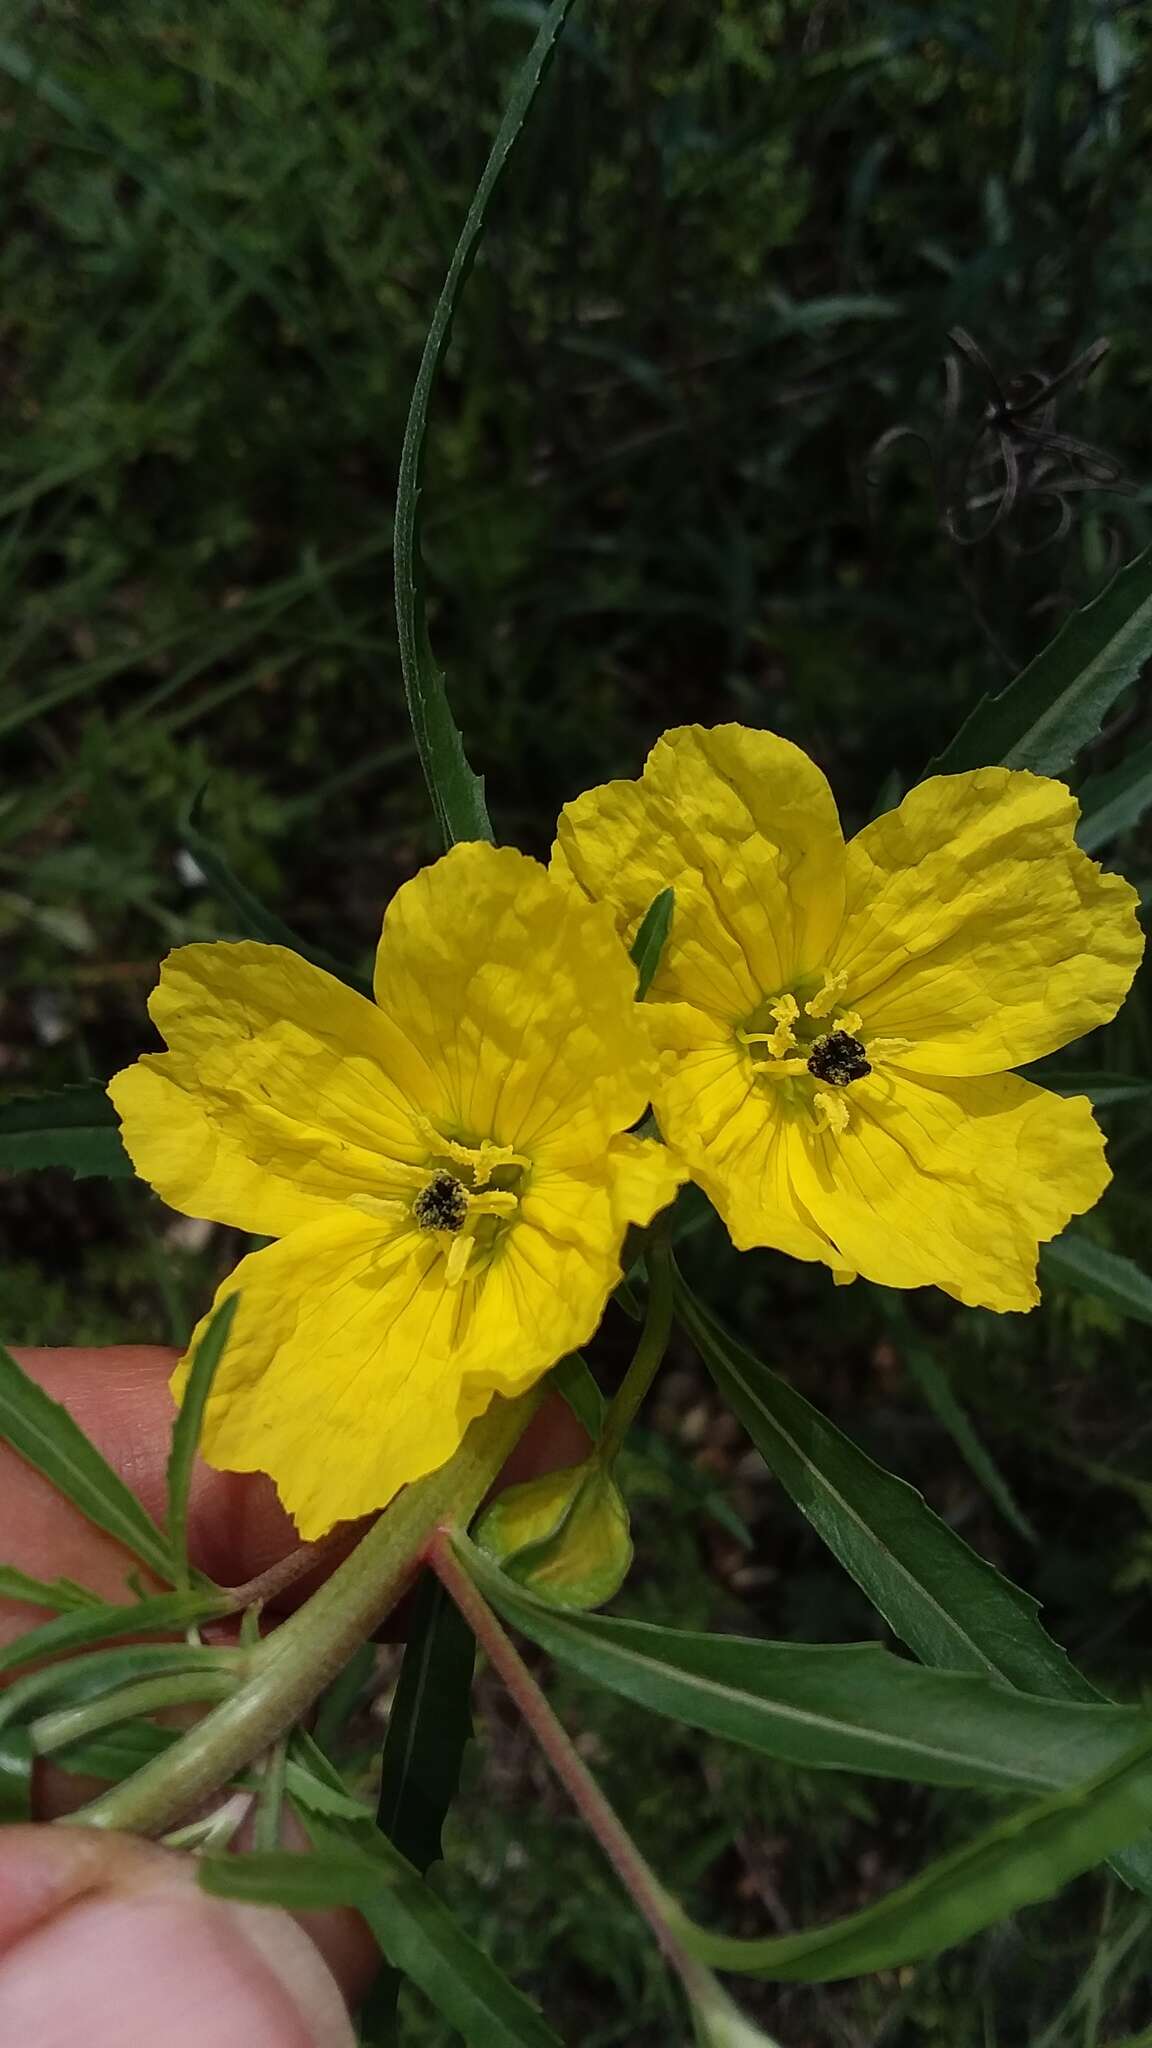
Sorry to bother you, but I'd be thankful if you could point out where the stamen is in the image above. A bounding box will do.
[346,1193,411,1221]
[443,1232,476,1286]
[832,1010,863,1038]
[412,1116,530,1187]
[805,970,849,1020]
[812,1090,850,1136]
[867,1035,913,1063]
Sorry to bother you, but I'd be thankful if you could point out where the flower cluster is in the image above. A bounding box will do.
[112,726,1143,1533]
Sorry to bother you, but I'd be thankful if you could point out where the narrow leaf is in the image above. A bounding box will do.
[204,1820,563,2047]
[1041,1232,1152,1328]
[675,1272,1152,1896]
[364,1574,478,2040]
[930,543,1152,778]
[1077,736,1152,853]
[674,1277,1088,1697]
[0,1340,177,1583]
[0,1589,230,1680]
[394,0,579,845]
[0,1566,104,1613]
[466,1544,1150,1796]
[184,801,372,998]
[165,1295,239,1588]
[672,1728,1152,1982]
[0,1084,132,1180]
[0,1644,230,1739]
[376,1571,475,1873]
[630,887,675,999]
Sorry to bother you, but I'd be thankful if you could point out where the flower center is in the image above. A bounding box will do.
[806,1030,871,1087]
[736,970,908,1137]
[412,1171,469,1233]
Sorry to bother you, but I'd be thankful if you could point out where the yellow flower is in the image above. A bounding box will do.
[109,843,682,1537]
[552,724,1144,1312]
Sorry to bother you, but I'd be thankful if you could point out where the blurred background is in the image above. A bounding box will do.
[3,3,1152,2041]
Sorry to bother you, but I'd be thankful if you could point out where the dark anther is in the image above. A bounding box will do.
[807,1031,871,1087]
[413,1172,469,1232]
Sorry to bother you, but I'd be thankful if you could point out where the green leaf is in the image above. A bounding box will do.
[674,1272,1152,1896]
[548,1352,606,1440]
[0,1643,229,1739]
[0,1339,177,1583]
[0,1730,32,1821]
[184,798,373,998]
[630,887,675,999]
[0,1589,230,1681]
[0,1566,104,1612]
[165,1295,239,1588]
[673,1277,1086,1696]
[465,1543,1151,1796]
[203,1821,563,2046]
[376,1573,475,1873]
[1077,737,1152,853]
[671,1728,1152,1982]
[394,0,579,845]
[364,1574,478,2041]
[0,1083,132,1180]
[1040,1232,1152,1328]
[929,543,1152,778]
[1034,1068,1152,1108]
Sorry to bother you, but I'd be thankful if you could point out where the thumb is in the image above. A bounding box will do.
[0,1827,357,2048]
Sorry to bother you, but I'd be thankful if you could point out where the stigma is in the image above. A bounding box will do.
[413,1172,469,1233]
[806,1030,871,1087]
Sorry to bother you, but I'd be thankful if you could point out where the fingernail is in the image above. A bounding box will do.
[0,1887,357,2048]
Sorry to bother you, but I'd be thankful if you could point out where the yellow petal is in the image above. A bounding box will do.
[832,769,1144,1074]
[645,1000,838,1264]
[604,1131,686,1233]
[783,1070,1109,1311]
[110,943,436,1235]
[374,841,655,1168]
[552,724,847,1018]
[182,1165,654,1536]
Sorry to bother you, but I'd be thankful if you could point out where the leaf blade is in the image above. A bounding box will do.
[630,887,675,999]
[0,1340,176,1584]
[165,1296,239,1589]
[929,543,1152,778]
[464,1543,1149,1796]
[0,1084,132,1180]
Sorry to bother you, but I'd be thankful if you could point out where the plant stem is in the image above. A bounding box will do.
[429,1529,744,2027]
[598,1240,674,1467]
[63,1389,540,1837]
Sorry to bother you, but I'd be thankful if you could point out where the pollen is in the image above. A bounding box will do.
[807,1030,871,1087]
[413,1171,469,1233]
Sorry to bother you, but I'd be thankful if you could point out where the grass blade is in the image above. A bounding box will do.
[1041,1232,1152,1328]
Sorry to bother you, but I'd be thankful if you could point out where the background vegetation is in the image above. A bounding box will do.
[3,1,1152,2040]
